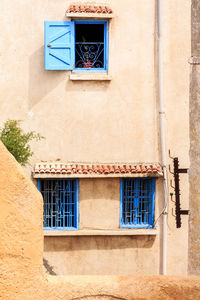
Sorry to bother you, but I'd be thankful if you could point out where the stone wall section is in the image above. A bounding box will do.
[189,0,200,275]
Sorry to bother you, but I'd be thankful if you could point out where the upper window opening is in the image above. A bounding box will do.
[75,22,106,70]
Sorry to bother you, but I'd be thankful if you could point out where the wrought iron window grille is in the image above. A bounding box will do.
[120,178,155,228]
[75,42,104,68]
[37,179,79,230]
[74,21,108,70]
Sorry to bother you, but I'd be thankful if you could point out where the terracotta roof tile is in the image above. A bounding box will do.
[108,165,114,173]
[114,165,120,173]
[66,4,113,14]
[88,165,93,173]
[135,165,141,173]
[97,165,103,173]
[125,165,130,173]
[33,163,163,178]
[141,165,146,173]
[120,166,126,173]
[152,165,159,173]
[146,165,152,173]
[103,165,109,174]
[130,165,136,173]
[82,165,88,174]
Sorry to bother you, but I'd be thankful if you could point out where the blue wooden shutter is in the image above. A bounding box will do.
[44,21,74,70]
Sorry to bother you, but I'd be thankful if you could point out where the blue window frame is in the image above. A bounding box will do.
[37,179,79,230]
[44,20,109,71]
[74,20,108,72]
[120,178,155,228]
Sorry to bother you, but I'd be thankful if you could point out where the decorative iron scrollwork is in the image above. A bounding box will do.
[75,42,104,68]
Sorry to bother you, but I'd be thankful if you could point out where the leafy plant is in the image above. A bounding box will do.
[0,120,44,166]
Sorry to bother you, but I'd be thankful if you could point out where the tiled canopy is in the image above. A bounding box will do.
[33,162,163,178]
[66,4,113,14]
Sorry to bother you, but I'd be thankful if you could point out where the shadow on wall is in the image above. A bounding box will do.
[28,46,111,110]
[44,235,155,252]
[28,46,66,109]
[43,258,57,276]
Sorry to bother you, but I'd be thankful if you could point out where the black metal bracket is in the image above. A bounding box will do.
[169,151,189,228]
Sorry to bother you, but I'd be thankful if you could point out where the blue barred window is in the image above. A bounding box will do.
[37,179,79,230]
[75,20,108,71]
[120,178,155,228]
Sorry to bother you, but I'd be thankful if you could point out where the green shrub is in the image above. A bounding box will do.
[0,120,44,166]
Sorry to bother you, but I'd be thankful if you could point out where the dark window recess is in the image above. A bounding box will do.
[75,24,104,69]
[40,179,78,229]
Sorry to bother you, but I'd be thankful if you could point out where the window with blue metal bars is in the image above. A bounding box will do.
[120,178,155,228]
[37,179,79,230]
[75,21,107,70]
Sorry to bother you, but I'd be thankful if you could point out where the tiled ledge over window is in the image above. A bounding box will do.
[34,162,163,177]
[66,4,114,19]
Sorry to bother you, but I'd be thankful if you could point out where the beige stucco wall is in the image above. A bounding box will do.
[161,0,190,275]
[79,179,120,230]
[44,178,162,276]
[0,0,190,276]
[0,0,157,163]
[44,235,158,275]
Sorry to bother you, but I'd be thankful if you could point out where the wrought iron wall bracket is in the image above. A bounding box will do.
[180,210,189,215]
[169,152,189,228]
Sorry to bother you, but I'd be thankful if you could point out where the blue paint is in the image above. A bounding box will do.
[120,178,156,228]
[105,19,109,71]
[149,178,156,227]
[44,21,75,70]
[37,179,41,190]
[44,20,109,72]
[73,19,108,72]
[75,179,79,229]
[38,178,79,230]
[120,179,123,226]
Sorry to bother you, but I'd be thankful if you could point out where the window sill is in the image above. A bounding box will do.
[70,73,112,81]
[44,229,158,236]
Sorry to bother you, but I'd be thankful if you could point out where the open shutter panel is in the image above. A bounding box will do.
[44,21,74,70]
